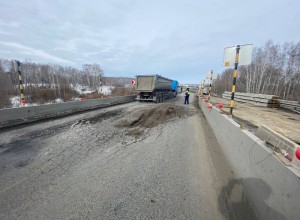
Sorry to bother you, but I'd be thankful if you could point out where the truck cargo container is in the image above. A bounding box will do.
[135,75,178,102]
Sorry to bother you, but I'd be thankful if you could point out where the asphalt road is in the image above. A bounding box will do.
[0,93,256,219]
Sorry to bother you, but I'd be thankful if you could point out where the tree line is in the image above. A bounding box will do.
[0,59,104,108]
[213,40,300,101]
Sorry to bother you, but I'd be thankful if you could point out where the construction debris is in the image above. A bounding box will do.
[279,100,300,113]
[222,91,300,113]
[255,125,300,169]
[222,91,279,108]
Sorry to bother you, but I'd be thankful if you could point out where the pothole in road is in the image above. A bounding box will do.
[115,103,194,137]
[70,109,124,129]
[83,109,124,124]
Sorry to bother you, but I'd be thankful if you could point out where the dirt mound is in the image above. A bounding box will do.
[116,104,185,130]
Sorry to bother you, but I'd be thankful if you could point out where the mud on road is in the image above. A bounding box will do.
[0,100,196,190]
[0,96,258,219]
[116,103,195,137]
[0,102,194,175]
[0,99,203,219]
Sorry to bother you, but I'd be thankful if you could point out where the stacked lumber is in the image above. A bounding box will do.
[222,91,280,107]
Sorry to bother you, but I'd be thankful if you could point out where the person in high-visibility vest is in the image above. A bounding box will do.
[184,88,190,104]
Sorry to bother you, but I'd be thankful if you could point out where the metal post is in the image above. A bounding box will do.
[15,60,26,106]
[229,45,240,116]
[208,70,213,100]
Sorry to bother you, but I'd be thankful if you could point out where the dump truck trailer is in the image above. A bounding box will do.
[135,75,178,102]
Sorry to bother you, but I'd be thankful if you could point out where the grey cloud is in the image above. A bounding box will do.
[0,0,299,83]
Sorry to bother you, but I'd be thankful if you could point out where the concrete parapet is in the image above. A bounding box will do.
[198,98,300,220]
[0,96,136,128]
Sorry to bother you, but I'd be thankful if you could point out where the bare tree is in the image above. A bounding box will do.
[82,63,104,89]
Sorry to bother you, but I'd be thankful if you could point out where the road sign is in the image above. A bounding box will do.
[205,70,218,100]
[206,71,218,80]
[223,44,253,67]
[223,44,253,116]
[131,79,136,85]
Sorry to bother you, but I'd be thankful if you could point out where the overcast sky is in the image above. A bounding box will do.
[0,0,299,84]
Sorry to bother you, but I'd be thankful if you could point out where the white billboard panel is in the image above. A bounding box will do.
[239,44,253,65]
[223,44,253,67]
[223,47,236,67]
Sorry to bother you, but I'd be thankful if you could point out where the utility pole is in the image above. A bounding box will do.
[208,70,213,100]
[205,70,217,100]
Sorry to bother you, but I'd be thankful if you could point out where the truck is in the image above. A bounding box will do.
[202,87,209,95]
[198,82,210,95]
[135,75,178,102]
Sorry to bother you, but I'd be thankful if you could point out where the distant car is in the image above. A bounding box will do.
[73,97,87,101]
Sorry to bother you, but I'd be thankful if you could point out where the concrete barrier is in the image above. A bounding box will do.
[0,96,136,128]
[198,98,300,220]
